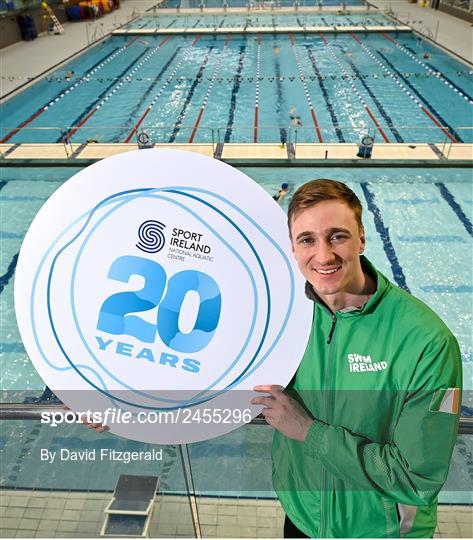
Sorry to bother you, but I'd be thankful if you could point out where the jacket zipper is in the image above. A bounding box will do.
[327,314,337,344]
[320,313,337,537]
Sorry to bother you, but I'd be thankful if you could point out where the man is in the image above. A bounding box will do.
[252,179,462,538]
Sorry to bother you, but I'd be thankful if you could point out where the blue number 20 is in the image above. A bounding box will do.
[97,256,221,353]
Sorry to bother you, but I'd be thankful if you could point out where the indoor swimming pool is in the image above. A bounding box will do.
[1,0,472,510]
[0,166,471,501]
[2,31,472,145]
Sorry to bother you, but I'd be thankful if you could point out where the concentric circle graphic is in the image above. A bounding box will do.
[15,150,312,444]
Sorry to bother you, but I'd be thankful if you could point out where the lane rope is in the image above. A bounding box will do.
[63,36,172,142]
[290,33,323,143]
[189,33,231,143]
[254,33,261,143]
[124,47,184,143]
[351,34,459,143]
[0,44,133,144]
[321,33,389,143]
[382,33,473,105]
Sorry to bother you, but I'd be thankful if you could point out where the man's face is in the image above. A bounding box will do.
[290,200,366,298]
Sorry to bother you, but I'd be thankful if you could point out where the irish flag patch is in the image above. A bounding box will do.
[430,388,461,414]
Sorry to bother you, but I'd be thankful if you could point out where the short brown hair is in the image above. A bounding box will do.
[288,179,363,234]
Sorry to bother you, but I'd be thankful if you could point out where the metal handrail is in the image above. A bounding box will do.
[2,124,471,133]
[1,403,472,433]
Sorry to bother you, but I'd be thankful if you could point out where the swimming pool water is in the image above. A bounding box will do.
[0,166,471,502]
[2,31,472,144]
[127,12,393,29]
[1,167,471,395]
[160,0,366,8]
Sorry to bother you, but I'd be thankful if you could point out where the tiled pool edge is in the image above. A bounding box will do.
[1,143,471,166]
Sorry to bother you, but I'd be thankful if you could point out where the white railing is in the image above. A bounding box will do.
[1,124,471,160]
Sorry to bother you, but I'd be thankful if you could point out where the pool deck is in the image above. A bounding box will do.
[370,0,473,65]
[0,489,472,538]
[1,142,472,164]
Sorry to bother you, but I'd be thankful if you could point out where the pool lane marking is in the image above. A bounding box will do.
[377,51,463,143]
[351,35,460,143]
[254,33,261,143]
[397,234,466,243]
[360,183,410,292]
[426,64,473,103]
[290,33,323,143]
[0,45,129,144]
[339,48,404,143]
[62,36,172,142]
[169,45,215,143]
[61,48,151,142]
[435,183,473,237]
[305,45,346,143]
[273,35,289,145]
[124,34,202,143]
[382,33,473,105]
[223,41,247,143]
[321,34,390,143]
[0,253,18,296]
[420,285,472,294]
[122,46,182,143]
[125,35,140,48]
[189,34,231,143]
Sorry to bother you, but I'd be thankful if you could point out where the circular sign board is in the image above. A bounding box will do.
[15,150,312,444]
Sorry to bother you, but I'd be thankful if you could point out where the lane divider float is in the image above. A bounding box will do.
[304,44,345,143]
[382,33,473,105]
[254,33,261,143]
[169,43,214,143]
[320,33,389,143]
[0,43,137,144]
[290,33,323,143]
[189,33,231,144]
[124,46,183,143]
[62,36,172,143]
[352,34,459,143]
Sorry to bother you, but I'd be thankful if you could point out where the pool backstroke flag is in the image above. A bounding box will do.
[15,150,312,444]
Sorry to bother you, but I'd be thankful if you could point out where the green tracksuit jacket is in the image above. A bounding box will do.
[273,257,462,538]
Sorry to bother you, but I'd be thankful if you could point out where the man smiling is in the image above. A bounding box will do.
[252,179,462,538]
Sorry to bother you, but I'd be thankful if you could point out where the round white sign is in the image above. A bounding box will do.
[15,150,312,444]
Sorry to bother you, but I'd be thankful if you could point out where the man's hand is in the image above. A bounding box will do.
[83,421,109,433]
[63,405,109,433]
[251,385,313,441]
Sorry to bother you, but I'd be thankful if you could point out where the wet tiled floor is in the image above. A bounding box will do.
[0,489,471,538]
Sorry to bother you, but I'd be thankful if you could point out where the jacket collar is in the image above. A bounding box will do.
[305,256,391,316]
